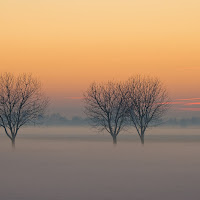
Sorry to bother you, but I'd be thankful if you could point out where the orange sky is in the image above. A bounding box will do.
[0,0,200,116]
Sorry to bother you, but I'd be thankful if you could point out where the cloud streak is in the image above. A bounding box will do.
[176,98,200,101]
[185,102,200,105]
[171,98,200,112]
[168,102,185,105]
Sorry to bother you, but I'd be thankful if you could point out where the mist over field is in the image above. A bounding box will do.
[1,0,200,199]
[0,126,200,200]
[37,113,200,128]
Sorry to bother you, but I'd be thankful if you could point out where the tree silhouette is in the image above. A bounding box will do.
[126,75,170,144]
[84,81,128,144]
[0,73,48,148]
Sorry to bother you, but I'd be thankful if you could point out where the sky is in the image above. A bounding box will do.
[0,0,200,117]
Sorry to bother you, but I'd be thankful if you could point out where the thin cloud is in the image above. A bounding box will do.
[168,102,185,105]
[185,102,200,105]
[172,98,200,112]
[176,98,200,101]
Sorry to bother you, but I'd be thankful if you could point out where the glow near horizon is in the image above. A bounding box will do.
[0,0,200,115]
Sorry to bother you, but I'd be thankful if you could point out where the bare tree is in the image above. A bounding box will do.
[126,75,170,144]
[84,81,128,144]
[0,73,48,148]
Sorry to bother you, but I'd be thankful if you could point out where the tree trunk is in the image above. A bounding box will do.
[112,135,117,145]
[12,138,15,149]
[140,134,144,145]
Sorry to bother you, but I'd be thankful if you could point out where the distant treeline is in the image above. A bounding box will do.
[165,117,200,127]
[38,113,200,127]
[38,113,89,126]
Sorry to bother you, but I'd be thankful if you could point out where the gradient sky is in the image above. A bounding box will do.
[0,0,200,117]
